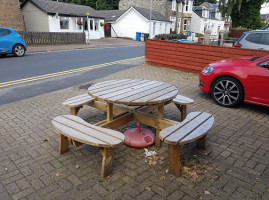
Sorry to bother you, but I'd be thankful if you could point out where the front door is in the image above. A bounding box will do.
[104,23,111,37]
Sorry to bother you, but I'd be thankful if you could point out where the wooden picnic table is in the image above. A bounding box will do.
[88,79,179,147]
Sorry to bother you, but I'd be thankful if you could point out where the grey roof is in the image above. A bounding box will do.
[97,10,126,22]
[21,0,103,18]
[193,6,221,20]
[97,6,170,22]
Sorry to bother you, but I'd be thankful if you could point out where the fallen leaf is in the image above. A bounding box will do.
[75,164,80,169]
[190,172,199,179]
[159,160,164,165]
[160,156,165,160]
[158,187,164,191]
[152,161,157,166]
[204,190,211,194]
[165,169,169,173]
[160,176,165,181]
[44,138,50,142]
[145,187,151,191]
[56,172,62,177]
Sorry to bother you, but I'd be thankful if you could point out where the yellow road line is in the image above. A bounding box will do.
[0,56,144,88]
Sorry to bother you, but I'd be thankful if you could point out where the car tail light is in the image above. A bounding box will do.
[234,43,241,48]
[20,36,24,39]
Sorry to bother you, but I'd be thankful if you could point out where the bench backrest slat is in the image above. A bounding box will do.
[63,94,94,107]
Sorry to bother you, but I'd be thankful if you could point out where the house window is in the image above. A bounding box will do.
[172,0,176,11]
[183,19,187,31]
[170,16,176,31]
[84,19,88,30]
[94,19,99,31]
[60,18,69,29]
[90,20,93,30]
[185,1,189,12]
[153,22,156,35]
[178,3,182,12]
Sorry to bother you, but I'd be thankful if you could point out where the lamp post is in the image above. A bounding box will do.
[149,0,152,38]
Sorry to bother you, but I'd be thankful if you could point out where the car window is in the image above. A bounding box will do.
[257,59,269,66]
[259,33,269,45]
[0,28,11,37]
[245,33,261,44]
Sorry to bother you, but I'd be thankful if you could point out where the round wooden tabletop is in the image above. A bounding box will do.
[88,79,178,106]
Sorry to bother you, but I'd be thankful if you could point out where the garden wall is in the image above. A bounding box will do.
[145,39,269,73]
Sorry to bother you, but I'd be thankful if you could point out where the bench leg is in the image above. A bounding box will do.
[59,134,69,154]
[100,148,114,178]
[175,104,187,122]
[70,107,82,115]
[197,135,206,149]
[168,144,181,176]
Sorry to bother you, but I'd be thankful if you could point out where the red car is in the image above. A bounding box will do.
[199,55,269,107]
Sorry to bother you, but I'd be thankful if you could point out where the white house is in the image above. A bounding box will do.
[98,6,171,40]
[190,5,224,39]
[21,0,105,40]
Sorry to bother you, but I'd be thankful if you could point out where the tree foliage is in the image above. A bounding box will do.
[219,0,267,29]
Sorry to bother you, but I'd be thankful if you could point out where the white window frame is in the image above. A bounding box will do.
[60,17,69,30]
[185,1,189,12]
[178,3,182,13]
[183,19,188,31]
[172,0,176,11]
[177,18,181,34]
[170,16,176,31]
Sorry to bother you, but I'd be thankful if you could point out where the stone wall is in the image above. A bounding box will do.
[0,0,25,31]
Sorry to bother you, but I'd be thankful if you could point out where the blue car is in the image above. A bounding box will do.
[0,27,27,57]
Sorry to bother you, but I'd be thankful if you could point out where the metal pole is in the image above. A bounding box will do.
[149,0,152,38]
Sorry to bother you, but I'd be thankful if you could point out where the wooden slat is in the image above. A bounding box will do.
[132,86,177,103]
[98,80,159,99]
[63,94,95,107]
[106,81,164,102]
[88,79,132,92]
[52,115,124,148]
[161,112,214,145]
[92,80,149,97]
[173,95,194,105]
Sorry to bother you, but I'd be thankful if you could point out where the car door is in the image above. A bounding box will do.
[0,28,13,53]
[250,59,269,105]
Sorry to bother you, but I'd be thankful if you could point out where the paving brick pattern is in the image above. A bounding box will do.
[0,64,268,199]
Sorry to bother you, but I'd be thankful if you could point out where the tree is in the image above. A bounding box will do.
[219,0,267,29]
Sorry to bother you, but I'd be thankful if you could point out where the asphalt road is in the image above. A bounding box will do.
[0,46,145,105]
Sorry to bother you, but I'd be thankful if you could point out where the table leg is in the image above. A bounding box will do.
[156,103,164,148]
[175,104,187,122]
[107,103,113,122]
[100,148,114,178]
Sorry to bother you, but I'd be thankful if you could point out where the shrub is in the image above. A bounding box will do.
[195,33,204,37]
[154,33,187,40]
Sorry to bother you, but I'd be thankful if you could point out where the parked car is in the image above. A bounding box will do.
[0,27,27,57]
[234,30,269,50]
[199,55,269,108]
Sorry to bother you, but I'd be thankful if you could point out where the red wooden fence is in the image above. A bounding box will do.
[229,29,248,38]
[145,39,268,73]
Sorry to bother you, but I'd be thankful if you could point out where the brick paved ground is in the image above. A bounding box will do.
[0,64,268,200]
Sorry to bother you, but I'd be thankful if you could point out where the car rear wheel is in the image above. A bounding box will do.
[13,44,25,57]
[211,77,244,108]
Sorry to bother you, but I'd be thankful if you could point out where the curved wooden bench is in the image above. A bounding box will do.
[62,94,95,115]
[160,112,214,176]
[52,115,124,177]
[173,95,194,121]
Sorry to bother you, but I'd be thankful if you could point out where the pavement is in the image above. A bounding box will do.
[26,38,144,53]
[0,41,269,199]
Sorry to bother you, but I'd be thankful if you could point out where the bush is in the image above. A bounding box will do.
[233,26,249,30]
[154,33,187,40]
[195,33,204,37]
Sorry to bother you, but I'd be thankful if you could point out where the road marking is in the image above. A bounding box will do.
[0,56,144,88]
[27,45,144,55]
